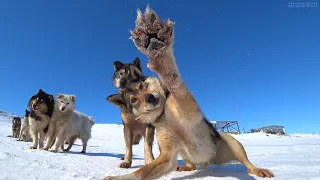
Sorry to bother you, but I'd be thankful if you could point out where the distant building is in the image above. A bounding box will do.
[250,125,286,135]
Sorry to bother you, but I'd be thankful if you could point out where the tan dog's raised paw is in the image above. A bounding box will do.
[130,6,174,70]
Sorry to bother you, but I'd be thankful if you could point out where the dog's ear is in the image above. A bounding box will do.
[70,95,76,102]
[107,94,124,108]
[38,89,43,93]
[132,57,142,71]
[113,61,124,71]
[56,94,64,99]
[48,95,54,102]
[130,66,144,80]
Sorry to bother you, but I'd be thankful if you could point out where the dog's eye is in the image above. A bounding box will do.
[61,100,64,103]
[40,99,44,103]
[131,98,137,104]
[67,103,69,105]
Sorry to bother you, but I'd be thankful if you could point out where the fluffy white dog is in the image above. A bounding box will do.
[49,94,94,153]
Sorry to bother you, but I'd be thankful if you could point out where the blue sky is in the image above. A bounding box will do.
[0,0,319,134]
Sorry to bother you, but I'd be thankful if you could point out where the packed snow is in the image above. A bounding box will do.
[0,110,320,180]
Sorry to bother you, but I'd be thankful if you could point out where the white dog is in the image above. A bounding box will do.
[49,94,94,153]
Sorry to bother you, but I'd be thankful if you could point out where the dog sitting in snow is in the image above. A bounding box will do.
[47,94,94,153]
[17,109,32,142]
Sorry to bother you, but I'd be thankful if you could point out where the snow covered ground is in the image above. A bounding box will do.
[0,111,320,180]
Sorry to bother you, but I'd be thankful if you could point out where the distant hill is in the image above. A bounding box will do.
[0,109,22,123]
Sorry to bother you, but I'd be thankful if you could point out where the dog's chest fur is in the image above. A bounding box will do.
[29,111,50,130]
[178,121,218,164]
[121,109,148,134]
[155,103,219,165]
[52,110,73,127]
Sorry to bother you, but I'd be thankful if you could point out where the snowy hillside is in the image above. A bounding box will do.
[0,109,22,123]
[0,110,320,180]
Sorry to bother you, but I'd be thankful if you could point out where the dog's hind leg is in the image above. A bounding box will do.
[80,138,88,153]
[214,133,274,178]
[63,135,77,152]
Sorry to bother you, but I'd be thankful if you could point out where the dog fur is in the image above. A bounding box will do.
[103,6,275,180]
[28,89,54,149]
[61,116,95,151]
[17,109,32,142]
[49,94,93,153]
[7,117,21,138]
[109,57,155,168]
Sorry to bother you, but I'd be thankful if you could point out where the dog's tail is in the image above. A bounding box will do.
[88,116,95,127]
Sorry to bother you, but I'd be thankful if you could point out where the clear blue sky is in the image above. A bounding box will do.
[0,0,319,134]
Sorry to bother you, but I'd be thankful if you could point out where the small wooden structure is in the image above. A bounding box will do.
[210,121,241,134]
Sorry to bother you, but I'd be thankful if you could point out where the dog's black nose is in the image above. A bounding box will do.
[146,94,158,104]
[61,107,66,111]
[32,104,36,108]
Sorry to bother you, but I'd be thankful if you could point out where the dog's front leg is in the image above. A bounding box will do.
[120,125,133,168]
[50,130,66,153]
[130,6,202,122]
[38,129,47,149]
[103,151,178,180]
[144,124,155,165]
[29,125,38,149]
[42,122,56,150]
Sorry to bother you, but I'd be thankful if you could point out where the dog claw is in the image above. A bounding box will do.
[29,146,37,149]
[249,168,275,178]
[119,162,131,168]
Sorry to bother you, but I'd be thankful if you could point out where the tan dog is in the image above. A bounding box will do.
[104,6,274,180]
[109,58,155,168]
